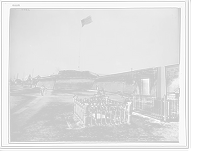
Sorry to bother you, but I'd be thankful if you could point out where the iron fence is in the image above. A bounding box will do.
[79,98,107,105]
[88,104,128,126]
[132,95,179,121]
[73,100,87,124]
[73,96,132,127]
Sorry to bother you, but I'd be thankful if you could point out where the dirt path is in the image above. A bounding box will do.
[10,90,179,142]
[10,90,52,141]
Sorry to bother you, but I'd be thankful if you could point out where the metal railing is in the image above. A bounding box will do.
[79,98,108,105]
[73,96,132,127]
[74,100,87,124]
[132,95,179,120]
[89,104,128,126]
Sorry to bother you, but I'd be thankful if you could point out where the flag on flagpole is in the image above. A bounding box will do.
[81,16,92,27]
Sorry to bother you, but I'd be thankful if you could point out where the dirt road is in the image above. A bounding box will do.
[10,88,178,142]
[10,89,75,141]
[10,89,52,141]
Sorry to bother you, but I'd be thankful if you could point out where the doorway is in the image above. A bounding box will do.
[141,78,150,95]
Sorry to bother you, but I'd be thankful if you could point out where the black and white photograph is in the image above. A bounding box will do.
[0,0,190,150]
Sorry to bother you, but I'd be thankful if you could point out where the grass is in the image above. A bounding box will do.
[11,88,41,95]
[18,99,178,142]
[10,96,35,109]
[131,113,178,142]
[9,86,179,142]
[17,102,73,141]
[152,123,179,141]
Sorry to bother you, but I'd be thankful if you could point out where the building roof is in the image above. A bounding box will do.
[57,70,99,79]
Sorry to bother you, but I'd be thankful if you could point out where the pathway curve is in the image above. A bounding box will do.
[10,90,53,141]
[10,90,178,142]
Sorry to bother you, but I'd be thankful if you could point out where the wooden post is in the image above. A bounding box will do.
[122,79,125,98]
[84,102,89,127]
[127,100,132,124]
[133,93,136,111]
[74,94,77,115]
[163,95,167,121]
[74,94,77,100]
[105,96,108,104]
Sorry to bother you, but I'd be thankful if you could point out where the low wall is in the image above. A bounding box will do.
[36,77,56,89]
[36,65,179,95]
[92,72,136,93]
[54,78,95,90]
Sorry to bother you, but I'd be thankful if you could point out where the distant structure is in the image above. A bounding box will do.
[14,79,23,85]
[36,64,179,96]
[36,76,56,89]
[92,65,179,96]
[22,74,33,87]
[32,70,99,91]
[54,70,99,91]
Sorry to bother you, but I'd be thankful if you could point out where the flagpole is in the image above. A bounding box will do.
[79,16,92,71]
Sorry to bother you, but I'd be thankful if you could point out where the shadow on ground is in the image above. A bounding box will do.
[10,88,179,143]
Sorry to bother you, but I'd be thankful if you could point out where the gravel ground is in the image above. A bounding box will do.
[10,88,179,142]
[10,95,35,109]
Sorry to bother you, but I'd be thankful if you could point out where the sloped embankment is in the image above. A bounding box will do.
[37,80,55,90]
[36,70,98,92]
[53,78,95,91]
[54,70,98,91]
[92,75,133,93]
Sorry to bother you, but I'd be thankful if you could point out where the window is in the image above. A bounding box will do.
[141,79,150,95]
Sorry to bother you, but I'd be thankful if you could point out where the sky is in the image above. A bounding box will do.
[9,9,180,79]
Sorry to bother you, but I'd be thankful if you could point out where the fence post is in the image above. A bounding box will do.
[74,94,77,101]
[133,93,135,111]
[127,100,132,124]
[163,95,167,121]
[74,94,77,115]
[84,102,89,127]
[105,96,108,104]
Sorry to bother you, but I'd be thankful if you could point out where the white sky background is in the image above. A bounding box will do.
[9,9,180,79]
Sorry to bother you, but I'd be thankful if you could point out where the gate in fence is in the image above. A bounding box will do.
[132,95,179,121]
[73,96,132,127]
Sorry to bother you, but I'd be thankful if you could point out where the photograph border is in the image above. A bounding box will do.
[1,1,189,149]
